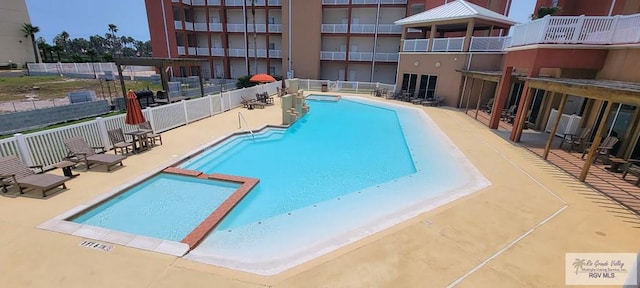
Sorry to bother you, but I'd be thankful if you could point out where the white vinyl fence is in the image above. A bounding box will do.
[1,79,395,168]
[544,108,582,137]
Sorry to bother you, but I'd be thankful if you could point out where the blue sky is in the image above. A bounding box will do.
[26,0,537,43]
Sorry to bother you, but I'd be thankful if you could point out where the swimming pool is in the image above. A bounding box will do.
[183,96,490,275]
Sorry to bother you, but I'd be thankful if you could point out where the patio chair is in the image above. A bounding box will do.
[581,136,619,163]
[63,137,126,171]
[138,121,163,146]
[559,127,591,152]
[622,160,640,186]
[482,98,495,113]
[107,128,134,155]
[241,95,256,108]
[500,105,517,123]
[421,96,445,107]
[0,156,69,197]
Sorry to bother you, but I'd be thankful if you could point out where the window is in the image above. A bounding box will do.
[418,75,437,98]
[269,66,276,75]
[551,0,559,7]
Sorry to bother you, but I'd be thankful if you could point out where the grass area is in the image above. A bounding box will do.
[0,111,125,139]
[0,75,163,101]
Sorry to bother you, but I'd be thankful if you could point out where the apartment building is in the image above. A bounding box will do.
[144,0,509,83]
[0,0,37,65]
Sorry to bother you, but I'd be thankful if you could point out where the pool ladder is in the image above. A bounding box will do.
[237,112,255,140]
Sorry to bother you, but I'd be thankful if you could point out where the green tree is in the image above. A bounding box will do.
[51,45,63,62]
[532,6,561,20]
[108,24,119,54]
[21,23,41,63]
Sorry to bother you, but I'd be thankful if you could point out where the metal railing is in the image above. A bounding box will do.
[320,51,347,60]
[177,46,186,55]
[322,0,349,4]
[227,48,247,57]
[431,37,464,52]
[209,23,223,31]
[321,24,348,33]
[376,24,402,34]
[211,48,225,56]
[350,24,376,34]
[469,36,511,52]
[402,39,429,52]
[348,52,374,61]
[196,47,210,56]
[194,23,208,31]
[374,52,399,62]
[509,13,640,47]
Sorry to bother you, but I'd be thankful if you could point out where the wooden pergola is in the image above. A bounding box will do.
[519,77,640,182]
[457,70,523,119]
[113,57,209,103]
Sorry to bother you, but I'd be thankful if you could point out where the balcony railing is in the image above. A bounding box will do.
[227,23,245,32]
[184,21,195,31]
[182,0,192,4]
[322,0,349,4]
[247,49,268,58]
[194,23,208,31]
[188,47,197,55]
[228,49,246,57]
[177,46,186,55]
[268,24,282,32]
[377,24,402,34]
[247,24,267,33]
[191,0,205,5]
[348,52,373,61]
[431,37,464,52]
[374,52,399,62]
[402,39,429,52]
[469,36,511,52]
[211,48,225,56]
[350,24,376,34]
[175,21,183,30]
[268,0,282,5]
[509,14,640,47]
[322,24,348,33]
[208,0,221,5]
[209,23,223,31]
[380,0,407,3]
[320,51,347,60]
[196,47,210,56]
[352,0,378,4]
[269,49,282,58]
[225,0,244,6]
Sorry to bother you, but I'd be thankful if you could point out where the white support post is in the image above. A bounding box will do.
[609,15,620,44]
[14,133,34,166]
[73,63,78,74]
[572,15,586,43]
[208,94,214,116]
[538,16,550,43]
[146,107,156,132]
[356,81,359,94]
[183,100,189,124]
[95,117,112,150]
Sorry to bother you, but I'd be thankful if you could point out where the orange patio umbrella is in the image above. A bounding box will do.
[250,73,276,83]
[124,90,146,125]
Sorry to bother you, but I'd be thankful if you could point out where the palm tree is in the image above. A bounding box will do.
[572,258,586,274]
[51,45,63,62]
[60,31,69,52]
[108,24,119,54]
[21,23,41,63]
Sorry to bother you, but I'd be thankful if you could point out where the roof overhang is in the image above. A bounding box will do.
[114,57,208,67]
[458,70,523,83]
[520,77,640,106]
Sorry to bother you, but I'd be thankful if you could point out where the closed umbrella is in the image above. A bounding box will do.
[125,90,146,125]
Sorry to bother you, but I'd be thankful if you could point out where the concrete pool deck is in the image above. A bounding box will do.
[1,92,639,287]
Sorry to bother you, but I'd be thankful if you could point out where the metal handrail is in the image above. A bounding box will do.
[237,112,255,140]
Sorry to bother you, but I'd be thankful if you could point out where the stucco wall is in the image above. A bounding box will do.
[597,48,640,82]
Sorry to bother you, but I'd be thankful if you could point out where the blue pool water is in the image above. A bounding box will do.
[72,173,240,241]
[181,99,416,229]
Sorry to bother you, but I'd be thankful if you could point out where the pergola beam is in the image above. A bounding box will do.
[523,78,640,107]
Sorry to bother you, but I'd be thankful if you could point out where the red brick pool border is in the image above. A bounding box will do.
[163,167,260,249]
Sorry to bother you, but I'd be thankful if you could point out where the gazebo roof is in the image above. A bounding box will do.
[394,0,518,27]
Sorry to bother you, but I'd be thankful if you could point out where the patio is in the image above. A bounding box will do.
[467,109,640,215]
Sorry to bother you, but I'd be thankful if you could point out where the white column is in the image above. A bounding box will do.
[95,117,112,150]
[14,133,34,166]
[183,100,190,124]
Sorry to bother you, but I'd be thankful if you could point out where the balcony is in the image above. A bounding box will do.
[374,52,399,62]
[377,24,402,34]
[178,46,186,55]
[225,0,244,6]
[322,24,348,33]
[175,21,183,30]
[402,39,429,52]
[247,49,268,58]
[208,0,221,5]
[194,23,208,31]
[320,51,347,60]
[348,52,373,61]
[196,47,210,56]
[268,0,281,5]
[350,24,376,34]
[380,0,407,3]
[211,48,225,56]
[469,36,511,52]
[191,0,205,5]
[182,0,192,4]
[247,24,267,33]
[188,47,197,55]
[209,23,223,31]
[509,14,640,47]
[322,0,349,4]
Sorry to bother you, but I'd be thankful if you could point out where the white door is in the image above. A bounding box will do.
[349,70,357,81]
[338,69,345,81]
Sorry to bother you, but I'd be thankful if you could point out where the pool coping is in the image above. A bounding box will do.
[37,124,287,257]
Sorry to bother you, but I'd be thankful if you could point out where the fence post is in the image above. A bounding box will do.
[14,133,35,166]
[609,15,620,44]
[146,107,156,132]
[183,100,189,125]
[208,94,214,116]
[74,63,78,74]
[356,81,359,94]
[95,117,112,150]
